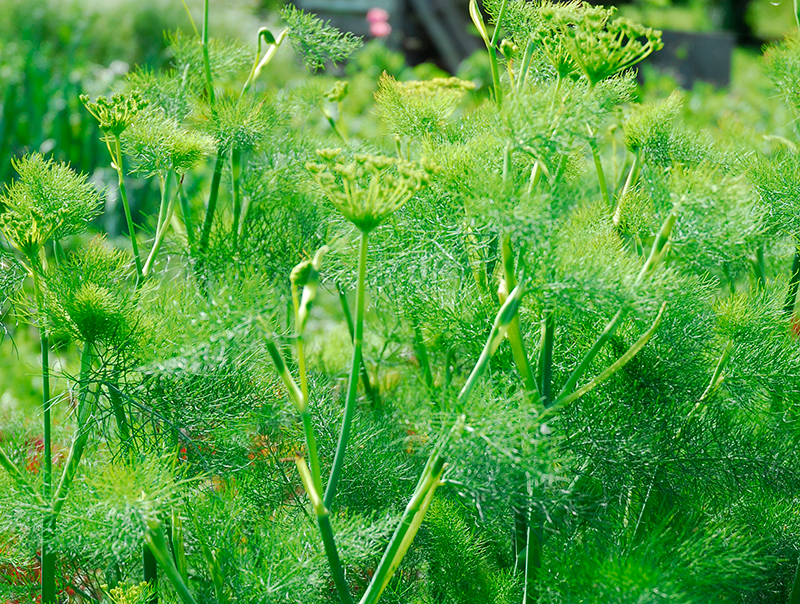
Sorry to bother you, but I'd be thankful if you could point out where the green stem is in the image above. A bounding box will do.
[515,36,535,92]
[538,311,555,406]
[43,339,92,604]
[338,286,378,405]
[412,324,434,389]
[360,455,446,604]
[302,411,324,498]
[556,308,624,403]
[324,231,368,509]
[754,245,767,288]
[201,0,215,105]
[113,135,143,282]
[179,187,195,251]
[107,382,131,445]
[143,173,183,277]
[31,268,51,501]
[522,511,543,604]
[145,522,198,604]
[785,246,800,315]
[32,266,55,604]
[318,515,355,604]
[676,339,733,440]
[513,504,528,574]
[794,0,800,33]
[527,160,542,196]
[500,234,538,401]
[198,152,225,259]
[613,152,640,228]
[458,284,526,407]
[296,458,354,604]
[230,146,242,250]
[51,340,94,517]
[790,553,800,604]
[550,302,666,413]
[143,543,158,604]
[171,509,188,584]
[588,125,610,209]
[487,0,509,104]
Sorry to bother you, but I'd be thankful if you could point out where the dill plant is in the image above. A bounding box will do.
[4,2,800,604]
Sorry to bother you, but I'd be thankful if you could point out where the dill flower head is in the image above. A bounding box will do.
[80,91,148,136]
[306,149,438,233]
[542,3,662,86]
[0,153,103,260]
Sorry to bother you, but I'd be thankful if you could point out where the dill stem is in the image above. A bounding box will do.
[613,151,640,227]
[198,152,225,259]
[513,504,528,573]
[230,146,242,250]
[361,455,446,604]
[201,0,215,105]
[523,511,543,604]
[317,514,354,604]
[338,284,378,405]
[501,234,539,401]
[106,383,130,445]
[785,245,800,315]
[52,340,93,517]
[31,267,56,603]
[144,173,183,277]
[487,0,509,104]
[324,231,368,509]
[145,522,197,604]
[144,543,158,604]
[112,134,143,282]
[587,125,611,208]
[179,186,195,251]
[753,245,767,288]
[538,310,555,406]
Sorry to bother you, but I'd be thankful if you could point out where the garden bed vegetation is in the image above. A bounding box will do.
[2,1,800,603]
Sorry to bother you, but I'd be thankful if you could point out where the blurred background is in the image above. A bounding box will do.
[0,0,793,187]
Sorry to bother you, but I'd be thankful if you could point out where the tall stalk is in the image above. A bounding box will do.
[111,134,143,283]
[198,153,225,262]
[324,231,368,509]
[785,246,800,315]
[31,266,55,604]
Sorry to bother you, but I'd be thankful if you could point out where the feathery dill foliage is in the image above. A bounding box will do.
[0,154,103,258]
[44,237,143,348]
[375,74,476,139]
[763,34,800,115]
[203,93,279,153]
[123,109,214,177]
[167,30,252,85]
[751,147,800,236]
[281,4,363,71]
[3,2,800,604]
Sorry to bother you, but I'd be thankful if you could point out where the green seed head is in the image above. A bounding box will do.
[306,151,435,233]
[81,91,148,136]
